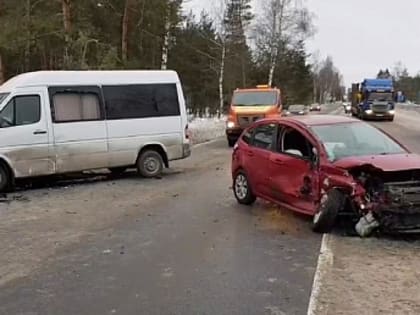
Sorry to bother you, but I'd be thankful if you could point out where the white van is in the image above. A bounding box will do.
[0,70,191,191]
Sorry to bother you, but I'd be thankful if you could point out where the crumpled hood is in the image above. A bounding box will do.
[333,153,420,172]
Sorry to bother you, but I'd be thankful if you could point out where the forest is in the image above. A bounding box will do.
[0,0,344,116]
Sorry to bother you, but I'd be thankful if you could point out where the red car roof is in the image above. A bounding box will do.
[265,114,359,127]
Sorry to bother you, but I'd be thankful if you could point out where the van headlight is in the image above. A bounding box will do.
[365,109,373,114]
[388,110,395,115]
[227,121,235,129]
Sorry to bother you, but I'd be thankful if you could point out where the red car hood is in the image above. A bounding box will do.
[333,153,420,172]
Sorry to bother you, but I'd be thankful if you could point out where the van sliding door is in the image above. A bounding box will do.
[48,86,108,173]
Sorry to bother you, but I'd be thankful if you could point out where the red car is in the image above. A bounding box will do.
[231,115,420,237]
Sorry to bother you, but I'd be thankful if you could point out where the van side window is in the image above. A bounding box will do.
[0,95,40,128]
[103,84,180,120]
[52,93,101,123]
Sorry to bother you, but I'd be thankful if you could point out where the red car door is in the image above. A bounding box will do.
[242,123,277,197]
[268,124,319,214]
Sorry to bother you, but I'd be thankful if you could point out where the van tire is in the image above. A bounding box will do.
[0,164,10,192]
[137,150,164,178]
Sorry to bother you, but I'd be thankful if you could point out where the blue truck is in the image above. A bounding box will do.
[350,79,395,121]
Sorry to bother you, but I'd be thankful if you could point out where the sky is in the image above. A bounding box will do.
[183,0,420,87]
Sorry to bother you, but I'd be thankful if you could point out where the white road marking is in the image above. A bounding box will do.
[306,234,334,315]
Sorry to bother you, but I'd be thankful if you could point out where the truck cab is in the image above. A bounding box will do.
[225,85,282,147]
[351,79,395,121]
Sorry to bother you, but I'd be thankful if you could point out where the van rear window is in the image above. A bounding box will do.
[103,84,180,120]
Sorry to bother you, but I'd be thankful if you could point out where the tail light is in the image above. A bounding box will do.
[185,124,191,140]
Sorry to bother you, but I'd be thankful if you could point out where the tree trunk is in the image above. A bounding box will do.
[121,0,133,63]
[0,53,5,84]
[268,46,277,87]
[62,0,72,68]
[161,1,173,70]
[268,0,285,86]
[218,43,226,118]
[25,0,31,71]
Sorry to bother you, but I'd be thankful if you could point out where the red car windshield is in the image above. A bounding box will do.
[311,122,406,161]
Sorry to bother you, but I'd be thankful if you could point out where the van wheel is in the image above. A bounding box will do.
[109,167,127,175]
[0,165,10,192]
[233,170,256,205]
[312,189,345,233]
[137,150,164,178]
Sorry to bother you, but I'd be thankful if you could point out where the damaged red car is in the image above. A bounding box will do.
[231,115,420,237]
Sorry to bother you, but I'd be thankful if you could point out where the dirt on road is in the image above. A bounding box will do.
[0,140,228,288]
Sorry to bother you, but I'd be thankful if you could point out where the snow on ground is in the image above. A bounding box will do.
[189,116,226,145]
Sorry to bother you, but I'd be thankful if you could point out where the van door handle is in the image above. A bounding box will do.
[33,130,47,135]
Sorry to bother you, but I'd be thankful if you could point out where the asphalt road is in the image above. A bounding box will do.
[1,106,420,315]
[0,139,321,315]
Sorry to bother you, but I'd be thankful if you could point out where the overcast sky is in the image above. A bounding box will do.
[183,0,420,87]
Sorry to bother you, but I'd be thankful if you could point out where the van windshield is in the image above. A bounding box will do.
[232,91,277,106]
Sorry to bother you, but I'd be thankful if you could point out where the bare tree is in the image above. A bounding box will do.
[255,0,314,86]
[310,50,321,103]
[211,0,229,118]
[314,56,343,103]
[161,0,181,70]
[392,61,409,81]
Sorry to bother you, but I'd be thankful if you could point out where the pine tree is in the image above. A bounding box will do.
[223,0,254,90]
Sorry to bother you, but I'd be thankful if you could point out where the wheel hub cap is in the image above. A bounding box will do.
[235,174,248,199]
[144,157,158,173]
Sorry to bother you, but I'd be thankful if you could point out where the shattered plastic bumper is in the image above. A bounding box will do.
[353,180,420,235]
[377,181,420,233]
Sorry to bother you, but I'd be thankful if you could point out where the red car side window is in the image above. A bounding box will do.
[278,125,314,160]
[242,128,253,144]
[251,124,276,150]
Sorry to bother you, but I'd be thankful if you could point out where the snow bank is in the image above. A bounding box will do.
[189,116,226,145]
